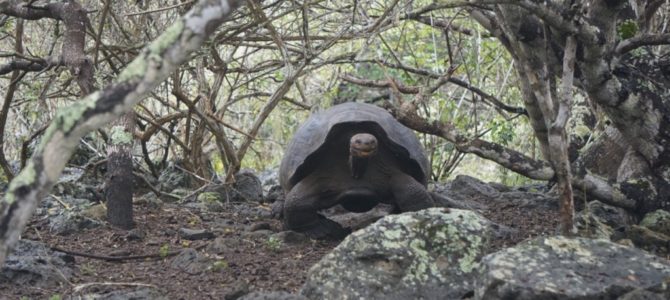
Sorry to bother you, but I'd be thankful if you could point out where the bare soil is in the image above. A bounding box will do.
[1,191,558,299]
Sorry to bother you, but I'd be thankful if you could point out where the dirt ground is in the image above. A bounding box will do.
[1,190,558,299]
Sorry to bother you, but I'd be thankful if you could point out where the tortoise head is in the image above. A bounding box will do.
[349,133,378,158]
[349,133,378,179]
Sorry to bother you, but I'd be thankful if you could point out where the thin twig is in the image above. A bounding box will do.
[124,1,195,17]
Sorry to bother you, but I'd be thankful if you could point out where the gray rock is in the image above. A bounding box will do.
[243,230,274,239]
[640,210,670,236]
[126,228,146,241]
[222,280,250,300]
[429,190,487,211]
[158,162,192,192]
[1,240,74,287]
[134,192,163,209]
[258,169,279,191]
[327,203,395,230]
[619,288,669,300]
[170,248,212,275]
[585,200,635,228]
[447,175,501,202]
[178,228,215,240]
[264,185,284,204]
[575,210,614,240]
[477,236,670,300]
[207,237,244,254]
[49,210,102,235]
[76,287,167,300]
[222,170,263,202]
[302,208,492,300]
[487,181,513,192]
[204,172,263,203]
[248,222,272,232]
[240,291,308,300]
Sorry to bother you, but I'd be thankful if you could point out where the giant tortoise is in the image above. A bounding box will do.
[278,102,434,239]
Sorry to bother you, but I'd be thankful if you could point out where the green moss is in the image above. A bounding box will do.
[36,93,99,153]
[148,20,184,54]
[617,20,638,39]
[640,210,670,235]
[118,57,148,82]
[4,161,37,204]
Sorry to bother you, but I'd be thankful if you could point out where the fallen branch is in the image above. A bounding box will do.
[50,243,207,262]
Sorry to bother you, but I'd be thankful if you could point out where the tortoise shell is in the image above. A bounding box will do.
[279,102,430,191]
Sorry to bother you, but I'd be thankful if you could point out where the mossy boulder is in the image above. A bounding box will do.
[640,210,670,236]
[477,236,670,299]
[301,208,492,300]
[575,211,614,240]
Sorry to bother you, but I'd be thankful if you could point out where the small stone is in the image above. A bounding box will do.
[271,231,309,245]
[178,228,215,240]
[248,222,272,232]
[171,248,211,275]
[134,192,163,209]
[242,230,273,239]
[223,280,250,300]
[126,228,146,241]
[207,237,243,254]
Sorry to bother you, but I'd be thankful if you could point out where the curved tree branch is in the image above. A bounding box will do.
[0,0,244,266]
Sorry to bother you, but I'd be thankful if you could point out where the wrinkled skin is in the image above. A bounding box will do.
[282,130,434,239]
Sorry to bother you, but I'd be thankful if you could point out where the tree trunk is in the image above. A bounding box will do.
[106,112,136,229]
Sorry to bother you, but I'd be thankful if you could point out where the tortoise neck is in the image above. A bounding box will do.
[349,155,369,179]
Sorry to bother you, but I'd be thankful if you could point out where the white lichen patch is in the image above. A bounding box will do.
[640,210,670,235]
[544,237,597,264]
[109,125,133,145]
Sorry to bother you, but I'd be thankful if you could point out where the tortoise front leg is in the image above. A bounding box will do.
[390,173,434,212]
[283,181,350,240]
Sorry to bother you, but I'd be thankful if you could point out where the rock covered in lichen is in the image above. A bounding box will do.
[301,208,492,300]
[640,209,670,236]
[575,211,613,240]
[477,236,670,300]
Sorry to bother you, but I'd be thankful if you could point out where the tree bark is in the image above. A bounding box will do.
[105,112,136,229]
